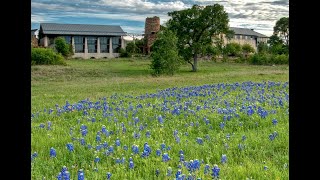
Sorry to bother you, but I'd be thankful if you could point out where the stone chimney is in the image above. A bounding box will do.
[144,16,160,54]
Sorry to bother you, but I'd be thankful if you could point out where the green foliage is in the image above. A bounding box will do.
[167,4,230,71]
[68,44,74,57]
[150,29,182,75]
[242,43,255,59]
[224,43,242,57]
[31,48,66,65]
[119,48,131,57]
[257,42,269,54]
[126,41,141,54]
[274,17,289,46]
[249,53,288,65]
[54,37,70,57]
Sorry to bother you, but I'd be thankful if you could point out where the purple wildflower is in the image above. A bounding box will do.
[156,149,161,156]
[106,172,112,179]
[212,164,220,178]
[39,123,45,128]
[50,147,56,157]
[221,154,227,164]
[196,137,203,145]
[66,143,74,152]
[162,153,170,162]
[115,138,121,147]
[94,156,100,163]
[204,164,210,174]
[272,119,278,125]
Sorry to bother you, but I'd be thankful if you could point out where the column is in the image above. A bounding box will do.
[97,37,100,53]
[109,37,112,54]
[44,35,48,47]
[72,36,75,53]
[121,36,125,49]
[84,37,88,53]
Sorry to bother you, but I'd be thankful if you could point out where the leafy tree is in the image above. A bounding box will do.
[167,4,230,72]
[274,17,289,46]
[241,43,255,58]
[54,37,70,57]
[150,29,182,76]
[268,34,283,46]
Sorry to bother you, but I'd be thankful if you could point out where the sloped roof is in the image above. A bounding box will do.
[40,23,127,36]
[230,27,268,38]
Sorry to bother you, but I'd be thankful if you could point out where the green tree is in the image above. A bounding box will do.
[150,29,182,76]
[274,17,289,46]
[54,37,70,57]
[167,4,230,72]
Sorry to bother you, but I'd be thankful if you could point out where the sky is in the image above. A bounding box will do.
[31,0,289,37]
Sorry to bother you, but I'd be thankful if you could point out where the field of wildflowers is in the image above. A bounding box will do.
[31,80,289,179]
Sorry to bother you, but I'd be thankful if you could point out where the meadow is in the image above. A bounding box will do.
[31,58,289,179]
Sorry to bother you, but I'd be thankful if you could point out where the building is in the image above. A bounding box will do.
[223,27,269,50]
[143,16,160,54]
[31,29,39,47]
[38,23,127,59]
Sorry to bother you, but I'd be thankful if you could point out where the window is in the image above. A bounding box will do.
[87,36,98,53]
[64,36,72,44]
[112,37,121,53]
[100,37,110,53]
[74,36,85,53]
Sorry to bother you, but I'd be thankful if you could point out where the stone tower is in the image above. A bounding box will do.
[144,16,160,54]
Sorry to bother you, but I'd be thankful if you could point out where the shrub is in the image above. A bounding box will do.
[31,48,66,65]
[54,37,70,57]
[270,54,289,64]
[151,29,182,76]
[241,43,255,59]
[224,43,242,57]
[119,48,131,57]
[126,41,141,54]
[249,53,270,65]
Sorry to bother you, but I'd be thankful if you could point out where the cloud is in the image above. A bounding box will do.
[31,0,288,36]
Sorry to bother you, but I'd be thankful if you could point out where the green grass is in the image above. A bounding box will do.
[32,58,288,111]
[31,58,289,179]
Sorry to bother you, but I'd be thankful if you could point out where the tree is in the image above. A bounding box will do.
[257,42,269,54]
[167,4,230,72]
[273,17,289,46]
[150,29,182,76]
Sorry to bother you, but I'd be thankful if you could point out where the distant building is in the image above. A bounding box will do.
[31,29,39,39]
[31,29,39,47]
[38,23,127,59]
[223,27,269,50]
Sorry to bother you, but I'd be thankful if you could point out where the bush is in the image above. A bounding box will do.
[270,54,289,64]
[151,29,182,75]
[224,43,242,57]
[249,53,289,65]
[31,48,66,65]
[249,53,270,65]
[119,48,131,57]
[241,43,255,58]
[54,37,71,57]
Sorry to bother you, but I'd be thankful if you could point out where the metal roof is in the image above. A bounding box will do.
[230,27,268,38]
[40,23,127,36]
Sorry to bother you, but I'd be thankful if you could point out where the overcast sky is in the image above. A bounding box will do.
[31,0,289,37]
